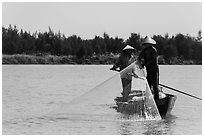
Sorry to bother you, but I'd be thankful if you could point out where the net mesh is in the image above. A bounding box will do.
[49,61,161,121]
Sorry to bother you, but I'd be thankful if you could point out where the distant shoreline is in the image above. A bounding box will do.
[2,54,201,65]
[2,54,117,65]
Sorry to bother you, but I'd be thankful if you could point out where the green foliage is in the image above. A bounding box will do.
[126,33,142,51]
[2,25,202,64]
[163,44,178,63]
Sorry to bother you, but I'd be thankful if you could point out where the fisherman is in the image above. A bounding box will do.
[138,36,159,100]
[110,45,136,102]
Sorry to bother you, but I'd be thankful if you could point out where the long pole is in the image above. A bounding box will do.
[159,83,202,101]
[110,69,202,100]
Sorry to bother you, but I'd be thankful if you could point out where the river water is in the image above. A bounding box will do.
[2,65,202,134]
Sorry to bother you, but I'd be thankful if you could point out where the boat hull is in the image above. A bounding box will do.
[114,93,176,117]
[155,93,177,116]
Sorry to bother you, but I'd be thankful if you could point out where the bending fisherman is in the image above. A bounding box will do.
[110,45,136,102]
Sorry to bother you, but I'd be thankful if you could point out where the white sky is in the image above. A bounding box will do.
[2,2,202,40]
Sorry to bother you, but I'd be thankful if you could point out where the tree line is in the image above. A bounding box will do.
[2,25,202,64]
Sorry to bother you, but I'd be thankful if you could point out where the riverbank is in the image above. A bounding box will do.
[2,54,201,65]
[2,54,118,65]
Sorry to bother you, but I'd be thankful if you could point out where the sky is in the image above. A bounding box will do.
[2,2,202,40]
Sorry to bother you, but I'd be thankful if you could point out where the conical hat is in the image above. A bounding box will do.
[142,36,156,45]
[122,45,135,51]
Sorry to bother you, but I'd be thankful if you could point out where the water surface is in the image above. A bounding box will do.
[2,65,202,134]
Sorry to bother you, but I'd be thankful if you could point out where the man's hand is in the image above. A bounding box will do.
[110,67,116,70]
[127,73,138,78]
[133,74,139,78]
[127,73,145,80]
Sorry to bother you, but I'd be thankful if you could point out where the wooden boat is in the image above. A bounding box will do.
[155,93,177,116]
[114,90,177,117]
[111,62,177,118]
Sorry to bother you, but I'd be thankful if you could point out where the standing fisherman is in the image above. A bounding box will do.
[110,45,136,102]
[138,36,159,100]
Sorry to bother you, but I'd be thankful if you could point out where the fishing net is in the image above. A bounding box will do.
[114,62,161,120]
[49,61,161,121]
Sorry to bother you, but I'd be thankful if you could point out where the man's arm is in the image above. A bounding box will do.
[110,55,121,70]
[147,47,158,66]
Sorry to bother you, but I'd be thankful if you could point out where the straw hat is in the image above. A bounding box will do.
[142,36,156,45]
[122,45,135,51]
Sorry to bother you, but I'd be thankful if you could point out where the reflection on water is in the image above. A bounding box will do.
[143,114,177,135]
[118,121,133,135]
[114,113,178,135]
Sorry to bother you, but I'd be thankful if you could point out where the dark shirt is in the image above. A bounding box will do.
[138,46,158,68]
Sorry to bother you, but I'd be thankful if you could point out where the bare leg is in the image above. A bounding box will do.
[121,78,131,102]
